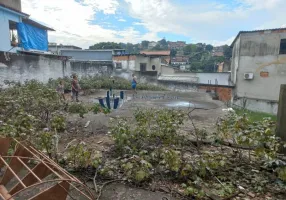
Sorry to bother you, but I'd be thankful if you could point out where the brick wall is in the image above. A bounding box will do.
[113,55,136,61]
[199,86,232,101]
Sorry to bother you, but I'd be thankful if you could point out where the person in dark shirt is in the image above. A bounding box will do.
[71,75,81,102]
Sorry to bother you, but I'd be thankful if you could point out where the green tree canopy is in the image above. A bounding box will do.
[170,49,177,57]
[183,44,197,55]
[141,40,149,49]
[205,44,214,52]
[223,45,232,59]
[89,42,122,49]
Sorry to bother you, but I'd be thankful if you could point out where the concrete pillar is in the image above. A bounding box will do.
[276,85,286,153]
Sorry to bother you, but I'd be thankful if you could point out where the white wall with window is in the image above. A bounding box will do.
[231,29,286,114]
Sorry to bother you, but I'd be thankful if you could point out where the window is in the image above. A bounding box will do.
[9,21,18,47]
[279,39,286,54]
[152,65,156,70]
[116,63,122,69]
[140,63,146,72]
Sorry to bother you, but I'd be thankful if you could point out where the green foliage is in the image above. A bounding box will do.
[37,131,54,158]
[68,103,89,118]
[205,44,214,52]
[223,45,232,60]
[0,80,64,140]
[92,103,101,114]
[89,42,121,49]
[121,156,153,182]
[278,167,286,182]
[51,114,66,132]
[48,76,167,91]
[216,113,282,160]
[159,148,181,172]
[112,109,185,155]
[234,108,277,122]
[170,49,177,57]
[183,44,197,55]
[66,141,102,169]
[141,40,149,49]
[102,107,111,114]
[213,182,236,197]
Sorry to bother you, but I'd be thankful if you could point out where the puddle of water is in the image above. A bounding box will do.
[165,101,195,108]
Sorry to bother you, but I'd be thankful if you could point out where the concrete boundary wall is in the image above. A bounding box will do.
[0,52,113,86]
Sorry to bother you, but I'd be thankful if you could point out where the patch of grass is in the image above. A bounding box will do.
[234,109,277,122]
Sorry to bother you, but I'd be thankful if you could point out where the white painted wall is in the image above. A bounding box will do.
[0,56,66,85]
[159,65,231,86]
[233,98,278,115]
[233,31,286,101]
[231,36,241,84]
[135,56,160,71]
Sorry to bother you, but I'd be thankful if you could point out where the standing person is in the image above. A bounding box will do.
[71,75,81,102]
[56,79,66,101]
[131,73,137,94]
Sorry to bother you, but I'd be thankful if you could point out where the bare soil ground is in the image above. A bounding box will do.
[57,90,286,200]
[59,90,225,153]
[56,90,233,200]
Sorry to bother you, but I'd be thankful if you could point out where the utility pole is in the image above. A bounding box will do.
[276,84,286,153]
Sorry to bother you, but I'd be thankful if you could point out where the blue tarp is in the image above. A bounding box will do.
[17,23,48,51]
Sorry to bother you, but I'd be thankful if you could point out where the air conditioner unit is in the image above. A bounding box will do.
[244,73,254,80]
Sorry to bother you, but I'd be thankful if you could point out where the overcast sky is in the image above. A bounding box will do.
[22,0,286,48]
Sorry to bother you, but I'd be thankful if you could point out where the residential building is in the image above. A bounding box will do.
[113,53,162,73]
[61,49,126,61]
[171,56,189,66]
[48,44,82,55]
[230,28,286,114]
[61,50,113,61]
[212,46,224,57]
[140,50,171,64]
[0,0,21,11]
[0,0,54,53]
[217,61,231,72]
[168,41,186,50]
[148,41,157,49]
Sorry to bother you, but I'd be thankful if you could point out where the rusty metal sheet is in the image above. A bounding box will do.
[10,162,52,195]
[0,145,32,185]
[29,181,70,200]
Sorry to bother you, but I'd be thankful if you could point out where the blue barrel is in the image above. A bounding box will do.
[120,91,124,99]
[99,98,105,108]
[114,97,119,109]
[106,96,111,109]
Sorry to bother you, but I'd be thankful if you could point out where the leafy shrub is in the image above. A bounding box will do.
[66,141,102,169]
[278,167,286,182]
[68,103,89,118]
[51,114,66,132]
[216,113,282,160]
[47,76,167,91]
